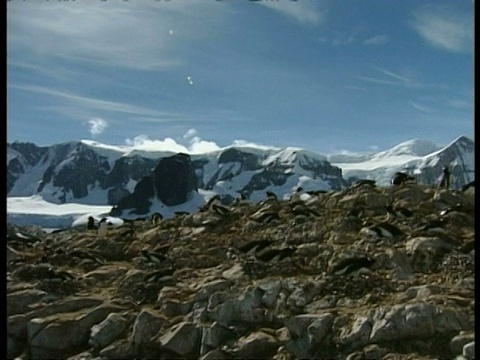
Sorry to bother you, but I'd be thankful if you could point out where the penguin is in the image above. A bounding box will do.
[237,239,275,255]
[413,219,447,235]
[209,196,231,217]
[143,268,176,283]
[150,212,163,225]
[385,204,413,218]
[266,191,278,202]
[141,249,167,265]
[361,222,404,238]
[291,203,320,217]
[255,245,296,263]
[97,218,109,239]
[461,180,475,192]
[200,195,221,212]
[330,255,375,276]
[391,172,415,186]
[289,187,304,206]
[86,216,97,230]
[353,179,376,188]
[438,166,451,189]
[152,243,171,255]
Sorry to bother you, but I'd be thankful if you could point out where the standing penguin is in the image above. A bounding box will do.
[97,218,109,239]
[439,166,451,189]
[87,216,97,230]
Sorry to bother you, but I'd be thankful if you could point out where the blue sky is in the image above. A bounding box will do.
[7,0,474,154]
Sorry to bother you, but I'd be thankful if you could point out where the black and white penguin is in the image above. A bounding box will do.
[255,245,296,263]
[385,204,413,218]
[461,180,475,192]
[413,219,447,235]
[330,255,375,276]
[353,179,377,188]
[97,218,109,239]
[289,187,304,206]
[391,172,415,186]
[238,239,275,255]
[361,222,404,238]
[150,212,163,225]
[87,216,97,230]
[141,249,167,265]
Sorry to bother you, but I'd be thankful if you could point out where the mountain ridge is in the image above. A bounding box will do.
[7,135,474,224]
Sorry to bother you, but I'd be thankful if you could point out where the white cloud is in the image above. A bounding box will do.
[85,118,108,137]
[258,1,323,26]
[10,83,181,121]
[363,34,389,45]
[7,1,227,71]
[183,128,198,139]
[411,5,473,52]
[409,101,435,113]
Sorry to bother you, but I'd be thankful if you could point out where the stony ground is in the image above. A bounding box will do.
[7,183,475,360]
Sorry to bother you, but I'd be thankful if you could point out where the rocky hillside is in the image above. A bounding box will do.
[7,183,475,360]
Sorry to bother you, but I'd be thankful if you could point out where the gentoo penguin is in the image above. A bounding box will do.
[391,172,415,186]
[360,222,404,238]
[330,255,375,276]
[141,249,167,265]
[353,179,376,188]
[209,196,231,217]
[97,218,109,239]
[385,204,413,218]
[150,212,163,225]
[461,180,475,192]
[289,187,304,206]
[238,239,275,255]
[87,216,97,230]
[255,245,296,263]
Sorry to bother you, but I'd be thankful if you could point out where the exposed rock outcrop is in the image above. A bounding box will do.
[7,183,474,359]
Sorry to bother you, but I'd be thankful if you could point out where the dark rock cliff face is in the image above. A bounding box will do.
[112,153,198,215]
[154,153,197,206]
[103,156,156,189]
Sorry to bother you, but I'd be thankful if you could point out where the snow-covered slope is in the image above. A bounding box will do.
[7,135,474,228]
[331,135,474,187]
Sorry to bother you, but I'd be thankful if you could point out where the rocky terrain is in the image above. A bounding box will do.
[7,182,475,360]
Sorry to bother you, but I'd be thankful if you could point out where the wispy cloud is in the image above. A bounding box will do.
[7,1,227,71]
[257,1,323,26]
[411,5,473,52]
[9,83,181,120]
[85,118,108,137]
[409,101,435,113]
[363,34,389,45]
[357,65,425,89]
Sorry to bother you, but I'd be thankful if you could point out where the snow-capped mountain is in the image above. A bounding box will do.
[7,135,474,224]
[7,140,348,216]
[330,135,474,188]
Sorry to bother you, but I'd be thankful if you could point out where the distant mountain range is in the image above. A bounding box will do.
[7,135,474,219]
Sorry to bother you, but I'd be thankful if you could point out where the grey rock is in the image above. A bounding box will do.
[7,335,25,359]
[199,349,230,360]
[7,288,48,316]
[8,296,104,340]
[195,279,232,302]
[132,309,170,346]
[89,312,129,350]
[338,315,372,349]
[231,330,279,359]
[200,321,235,355]
[28,305,122,353]
[462,341,475,359]
[370,303,436,342]
[158,321,201,356]
[99,338,135,360]
[450,333,475,356]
